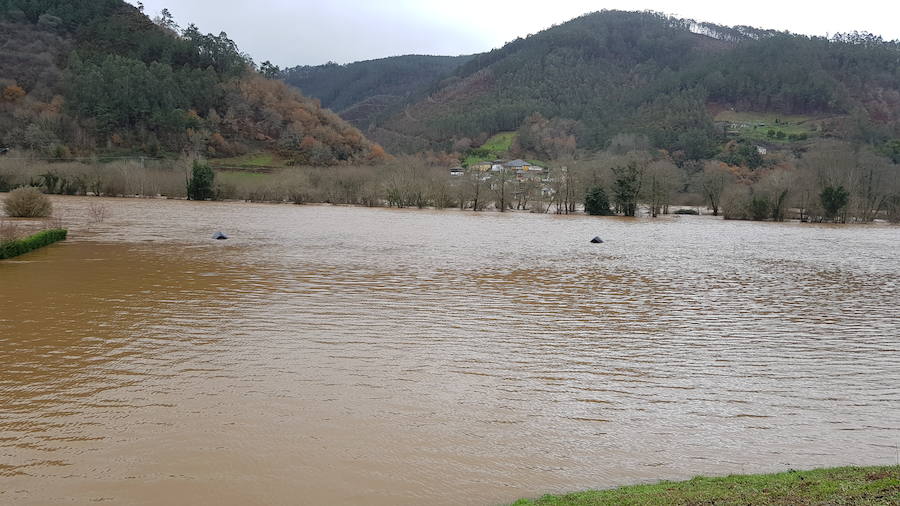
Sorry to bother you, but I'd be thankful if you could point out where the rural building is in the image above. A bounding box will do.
[452,159,548,182]
[504,159,544,181]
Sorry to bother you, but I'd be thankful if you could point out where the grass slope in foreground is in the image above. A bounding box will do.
[510,466,899,505]
[0,229,68,259]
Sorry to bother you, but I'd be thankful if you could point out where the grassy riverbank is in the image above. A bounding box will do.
[0,228,68,259]
[510,466,900,505]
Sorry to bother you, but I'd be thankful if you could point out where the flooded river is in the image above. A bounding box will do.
[1,196,898,505]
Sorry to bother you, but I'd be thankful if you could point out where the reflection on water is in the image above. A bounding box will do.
[1,196,898,505]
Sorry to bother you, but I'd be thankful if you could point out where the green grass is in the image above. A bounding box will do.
[714,111,823,144]
[463,132,518,166]
[215,170,273,184]
[510,466,900,506]
[482,132,517,153]
[742,124,814,143]
[0,228,67,259]
[714,111,815,125]
[209,152,289,169]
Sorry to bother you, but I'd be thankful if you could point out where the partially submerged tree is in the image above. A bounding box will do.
[644,160,679,217]
[700,162,733,216]
[612,162,643,216]
[186,160,215,200]
[757,169,794,221]
[820,185,849,222]
[584,185,612,215]
[490,164,513,212]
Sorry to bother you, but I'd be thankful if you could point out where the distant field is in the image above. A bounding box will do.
[714,111,831,144]
[482,132,517,153]
[714,111,816,125]
[210,152,290,169]
[463,132,520,166]
[215,169,272,185]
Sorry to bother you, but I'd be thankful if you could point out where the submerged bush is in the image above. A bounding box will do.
[0,228,67,259]
[0,219,21,243]
[3,186,53,217]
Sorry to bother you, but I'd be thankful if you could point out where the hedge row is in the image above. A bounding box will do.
[0,229,68,259]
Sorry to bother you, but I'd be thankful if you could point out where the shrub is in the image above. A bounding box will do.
[674,208,699,215]
[187,161,215,200]
[3,186,52,217]
[722,186,751,220]
[87,201,109,223]
[749,194,771,221]
[0,228,67,259]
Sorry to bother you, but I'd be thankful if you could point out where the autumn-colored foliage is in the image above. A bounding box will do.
[216,75,380,165]
[2,85,26,102]
[367,145,389,163]
[0,1,385,165]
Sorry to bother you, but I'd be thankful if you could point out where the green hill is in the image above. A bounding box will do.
[0,0,385,165]
[304,11,900,158]
[282,54,472,131]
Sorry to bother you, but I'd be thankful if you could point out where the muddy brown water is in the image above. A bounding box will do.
[1,196,898,505]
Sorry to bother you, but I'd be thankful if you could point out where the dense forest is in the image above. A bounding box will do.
[0,0,385,164]
[284,11,900,160]
[282,55,471,131]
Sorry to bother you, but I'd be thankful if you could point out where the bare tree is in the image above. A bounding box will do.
[700,161,733,216]
[465,166,488,211]
[490,164,513,212]
[644,160,679,217]
[757,169,795,221]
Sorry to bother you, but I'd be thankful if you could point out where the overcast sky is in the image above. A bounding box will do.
[130,1,900,67]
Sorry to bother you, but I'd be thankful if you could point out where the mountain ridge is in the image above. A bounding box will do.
[281,10,900,159]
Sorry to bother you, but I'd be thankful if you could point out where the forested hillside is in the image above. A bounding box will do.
[0,0,385,165]
[337,11,900,158]
[282,55,471,130]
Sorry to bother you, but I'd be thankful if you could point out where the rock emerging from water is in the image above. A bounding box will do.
[212,231,229,240]
[590,236,604,244]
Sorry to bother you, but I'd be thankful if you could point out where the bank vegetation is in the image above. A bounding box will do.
[510,465,899,505]
[0,226,67,259]
[1,137,898,223]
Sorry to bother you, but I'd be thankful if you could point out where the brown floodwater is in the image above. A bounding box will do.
[1,196,898,505]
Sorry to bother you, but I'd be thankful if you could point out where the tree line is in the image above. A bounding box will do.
[4,135,895,223]
[371,10,900,162]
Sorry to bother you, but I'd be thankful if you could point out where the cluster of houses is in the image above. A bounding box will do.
[450,159,556,199]
[449,159,546,181]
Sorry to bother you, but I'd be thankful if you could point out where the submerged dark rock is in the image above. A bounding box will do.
[590,236,604,244]
[213,231,229,240]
